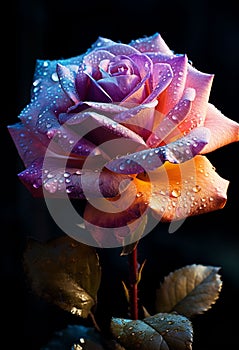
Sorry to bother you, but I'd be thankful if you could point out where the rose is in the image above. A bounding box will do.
[9,33,239,247]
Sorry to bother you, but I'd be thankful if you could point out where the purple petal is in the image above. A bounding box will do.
[98,74,141,102]
[98,43,139,56]
[122,54,153,104]
[45,123,104,158]
[8,123,47,167]
[84,72,113,102]
[19,158,133,199]
[147,88,196,147]
[129,33,173,55]
[75,65,89,101]
[56,64,80,103]
[147,54,188,114]
[89,37,117,51]
[83,50,115,69]
[19,60,74,136]
[143,63,173,103]
[58,110,147,147]
[70,101,129,115]
[105,127,211,174]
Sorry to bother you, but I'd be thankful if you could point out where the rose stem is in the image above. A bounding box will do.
[128,246,139,320]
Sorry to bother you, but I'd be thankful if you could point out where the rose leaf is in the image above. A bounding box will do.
[110,312,193,350]
[23,235,101,318]
[155,264,222,318]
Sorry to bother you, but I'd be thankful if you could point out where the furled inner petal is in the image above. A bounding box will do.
[201,103,239,153]
[97,74,141,102]
[105,127,210,174]
[148,155,229,222]
[83,72,113,103]
[143,63,173,104]
[122,54,153,104]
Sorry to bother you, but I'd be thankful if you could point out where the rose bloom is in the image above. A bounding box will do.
[9,33,239,246]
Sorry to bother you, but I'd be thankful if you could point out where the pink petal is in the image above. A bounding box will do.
[114,100,158,139]
[179,65,214,133]
[202,103,239,153]
[129,33,173,55]
[143,63,173,104]
[147,88,196,147]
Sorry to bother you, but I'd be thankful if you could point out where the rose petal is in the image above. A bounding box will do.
[106,127,210,174]
[44,123,103,158]
[202,103,239,153]
[114,100,158,139]
[90,37,117,51]
[100,43,139,56]
[122,54,153,104]
[148,155,229,221]
[83,176,150,247]
[98,74,141,102]
[19,158,133,200]
[147,88,196,147]
[58,110,147,148]
[56,64,80,103]
[84,72,113,102]
[8,123,47,167]
[83,50,115,68]
[129,33,173,55]
[147,54,188,115]
[179,65,214,133]
[143,63,173,104]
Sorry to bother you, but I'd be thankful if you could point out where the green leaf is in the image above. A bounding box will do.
[155,264,222,318]
[24,236,101,318]
[110,313,193,350]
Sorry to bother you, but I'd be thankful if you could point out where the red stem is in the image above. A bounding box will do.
[128,246,139,320]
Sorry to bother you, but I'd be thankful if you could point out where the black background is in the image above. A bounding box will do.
[2,0,239,348]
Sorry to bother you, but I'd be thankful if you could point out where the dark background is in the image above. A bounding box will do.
[2,0,239,348]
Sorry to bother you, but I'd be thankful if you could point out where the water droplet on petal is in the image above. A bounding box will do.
[136,192,143,198]
[171,188,181,198]
[192,185,201,193]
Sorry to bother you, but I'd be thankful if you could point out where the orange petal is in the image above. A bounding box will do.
[148,155,229,222]
[202,103,239,153]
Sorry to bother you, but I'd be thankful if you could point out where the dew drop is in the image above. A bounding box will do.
[136,192,143,198]
[171,188,181,198]
[192,185,201,193]
[51,72,59,82]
